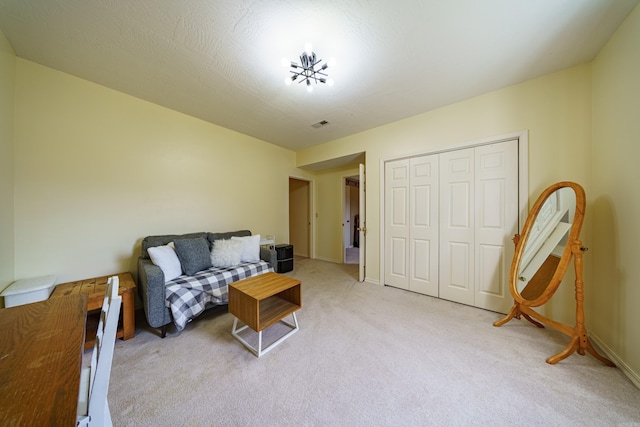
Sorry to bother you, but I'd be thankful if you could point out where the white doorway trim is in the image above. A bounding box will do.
[379,130,529,287]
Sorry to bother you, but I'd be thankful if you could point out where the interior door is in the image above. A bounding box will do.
[358,163,366,282]
[384,159,409,289]
[438,148,475,306]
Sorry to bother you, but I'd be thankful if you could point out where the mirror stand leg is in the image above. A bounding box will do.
[546,334,616,366]
[585,338,616,367]
[494,303,545,328]
[568,243,615,367]
[493,303,519,327]
[521,313,545,328]
[547,336,579,364]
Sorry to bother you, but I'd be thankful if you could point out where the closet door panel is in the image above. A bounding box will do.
[409,155,439,296]
[385,159,410,290]
[439,148,475,305]
[391,237,408,278]
[474,140,519,313]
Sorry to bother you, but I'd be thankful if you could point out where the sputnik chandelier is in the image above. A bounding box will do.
[282,43,335,92]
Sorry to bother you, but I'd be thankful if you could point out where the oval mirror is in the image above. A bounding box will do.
[511,182,584,307]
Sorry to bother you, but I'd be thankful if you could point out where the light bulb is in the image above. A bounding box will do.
[328,57,336,67]
[307,83,313,93]
[327,79,334,87]
[281,57,289,67]
[304,42,313,55]
[285,77,292,86]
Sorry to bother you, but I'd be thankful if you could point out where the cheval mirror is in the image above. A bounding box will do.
[494,181,615,366]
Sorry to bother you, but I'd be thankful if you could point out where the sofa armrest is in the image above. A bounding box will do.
[260,247,277,270]
[137,257,171,329]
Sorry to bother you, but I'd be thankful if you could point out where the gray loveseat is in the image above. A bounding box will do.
[138,230,277,337]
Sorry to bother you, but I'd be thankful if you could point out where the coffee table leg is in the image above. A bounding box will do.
[258,313,298,357]
[231,318,257,356]
[231,313,299,358]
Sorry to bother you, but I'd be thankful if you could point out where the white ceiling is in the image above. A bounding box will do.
[0,0,637,152]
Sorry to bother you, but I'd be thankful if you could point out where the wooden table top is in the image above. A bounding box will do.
[229,272,301,301]
[51,272,135,310]
[0,293,87,426]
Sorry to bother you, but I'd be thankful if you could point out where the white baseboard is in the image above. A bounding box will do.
[590,333,640,390]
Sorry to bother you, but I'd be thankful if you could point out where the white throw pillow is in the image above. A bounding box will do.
[231,234,261,262]
[210,239,244,267]
[148,242,182,282]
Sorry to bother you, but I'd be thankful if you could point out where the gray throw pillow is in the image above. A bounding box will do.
[173,237,212,275]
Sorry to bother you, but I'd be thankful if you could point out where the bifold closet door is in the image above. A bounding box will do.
[438,148,475,306]
[384,156,439,296]
[438,141,518,313]
[384,139,518,314]
[384,159,410,290]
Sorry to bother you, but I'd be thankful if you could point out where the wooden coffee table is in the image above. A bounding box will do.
[229,272,301,357]
[51,272,136,350]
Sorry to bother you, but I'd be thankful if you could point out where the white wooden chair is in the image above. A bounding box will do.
[77,276,122,427]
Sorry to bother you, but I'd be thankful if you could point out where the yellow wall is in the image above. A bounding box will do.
[591,5,640,381]
[13,59,300,283]
[301,64,593,325]
[0,29,15,295]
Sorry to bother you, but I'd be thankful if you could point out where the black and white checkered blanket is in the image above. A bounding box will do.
[165,261,273,331]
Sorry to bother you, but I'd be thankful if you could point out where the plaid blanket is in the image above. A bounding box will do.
[165,261,273,331]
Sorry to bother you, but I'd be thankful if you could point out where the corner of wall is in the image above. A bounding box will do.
[0,27,16,293]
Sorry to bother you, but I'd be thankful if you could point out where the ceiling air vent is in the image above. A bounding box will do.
[311,120,330,129]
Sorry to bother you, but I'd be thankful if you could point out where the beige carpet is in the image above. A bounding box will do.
[106,257,640,426]
[345,247,359,264]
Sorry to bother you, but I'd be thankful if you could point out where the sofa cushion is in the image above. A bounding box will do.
[147,242,182,282]
[231,234,261,262]
[207,230,251,246]
[210,239,244,268]
[141,232,208,259]
[174,237,213,275]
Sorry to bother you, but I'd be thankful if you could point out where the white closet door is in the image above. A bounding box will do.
[474,140,519,313]
[384,159,410,290]
[409,155,439,296]
[439,148,475,305]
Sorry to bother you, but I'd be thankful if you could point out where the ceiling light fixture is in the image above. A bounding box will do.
[282,43,335,92]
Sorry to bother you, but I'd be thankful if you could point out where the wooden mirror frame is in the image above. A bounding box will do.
[511,181,584,307]
[494,181,615,366]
